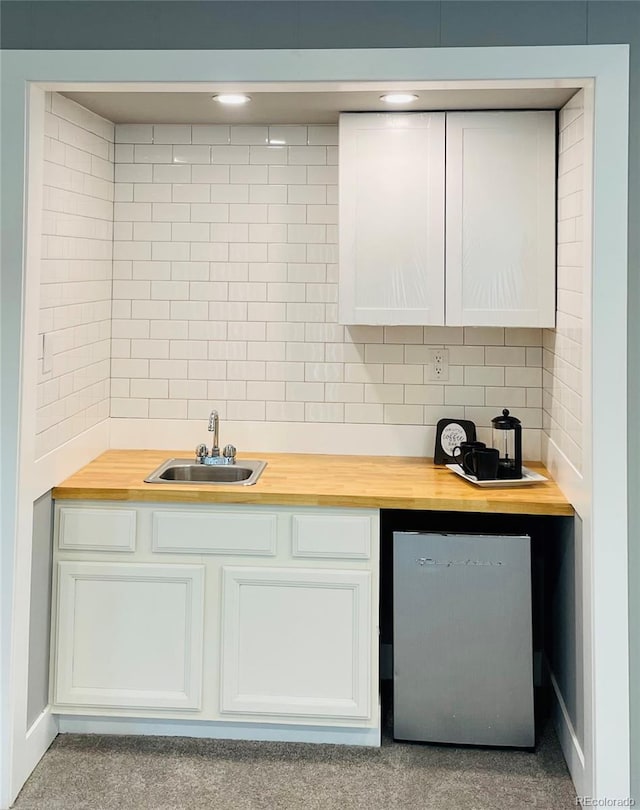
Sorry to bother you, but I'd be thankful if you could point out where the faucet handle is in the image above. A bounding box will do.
[223,444,237,462]
[195,443,208,463]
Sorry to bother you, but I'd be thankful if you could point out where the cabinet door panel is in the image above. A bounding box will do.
[220,567,371,719]
[54,561,204,710]
[339,113,445,325]
[446,111,556,327]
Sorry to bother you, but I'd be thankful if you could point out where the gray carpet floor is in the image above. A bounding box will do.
[13,719,577,810]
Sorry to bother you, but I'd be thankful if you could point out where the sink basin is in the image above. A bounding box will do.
[144,458,267,486]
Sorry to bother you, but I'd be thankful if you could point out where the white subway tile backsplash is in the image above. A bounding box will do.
[266,362,305,382]
[134,183,171,202]
[133,222,171,241]
[269,126,307,146]
[213,145,249,165]
[231,244,268,263]
[484,346,526,366]
[153,163,191,183]
[150,320,188,340]
[169,340,208,360]
[191,241,226,263]
[151,242,190,261]
[106,116,546,454]
[383,365,423,385]
[250,145,288,165]
[384,404,423,425]
[307,126,339,146]
[191,164,230,183]
[231,165,268,184]
[130,379,169,398]
[230,203,268,223]
[247,342,285,361]
[288,224,326,243]
[485,387,527,408]
[172,183,211,203]
[192,125,230,145]
[134,144,173,163]
[116,124,153,144]
[115,163,153,183]
[150,359,188,379]
[288,146,327,165]
[266,401,305,421]
[269,165,307,185]
[464,366,505,387]
[114,202,151,221]
[247,381,285,401]
[171,301,209,320]
[153,125,191,144]
[306,166,338,185]
[133,260,170,280]
[152,202,190,222]
[505,367,542,388]
[149,399,188,419]
[307,205,338,225]
[173,145,211,164]
[464,327,505,346]
[231,126,269,145]
[249,223,288,243]
[305,402,344,422]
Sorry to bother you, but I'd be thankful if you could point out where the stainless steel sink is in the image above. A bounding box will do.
[144,458,267,486]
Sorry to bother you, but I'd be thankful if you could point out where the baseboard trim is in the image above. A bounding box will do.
[548,666,586,798]
[9,709,58,808]
[57,715,381,747]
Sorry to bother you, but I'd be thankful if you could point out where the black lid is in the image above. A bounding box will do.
[491,408,521,430]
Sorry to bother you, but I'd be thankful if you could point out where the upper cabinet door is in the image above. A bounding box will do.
[445,112,556,327]
[339,113,446,325]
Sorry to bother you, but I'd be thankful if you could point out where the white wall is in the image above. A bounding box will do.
[37,93,114,458]
[543,90,586,473]
[110,121,544,457]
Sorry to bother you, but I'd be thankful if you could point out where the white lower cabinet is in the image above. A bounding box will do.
[220,566,371,719]
[51,501,380,740]
[54,561,204,711]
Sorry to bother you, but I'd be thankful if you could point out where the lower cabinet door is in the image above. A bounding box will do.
[220,566,372,719]
[54,561,204,711]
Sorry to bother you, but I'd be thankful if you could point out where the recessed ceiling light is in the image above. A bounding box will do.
[212,94,251,106]
[380,93,419,104]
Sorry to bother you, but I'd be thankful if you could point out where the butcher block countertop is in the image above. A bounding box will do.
[52,450,573,516]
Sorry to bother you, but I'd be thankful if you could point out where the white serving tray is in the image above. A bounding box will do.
[445,464,548,488]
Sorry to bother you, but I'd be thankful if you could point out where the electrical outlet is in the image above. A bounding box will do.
[426,348,449,381]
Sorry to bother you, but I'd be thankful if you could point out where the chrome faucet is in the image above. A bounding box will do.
[208,409,220,457]
[196,409,236,465]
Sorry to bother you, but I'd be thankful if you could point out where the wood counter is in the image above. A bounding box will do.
[52,450,573,516]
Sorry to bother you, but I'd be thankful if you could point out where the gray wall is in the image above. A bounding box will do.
[1,0,638,798]
[27,493,53,730]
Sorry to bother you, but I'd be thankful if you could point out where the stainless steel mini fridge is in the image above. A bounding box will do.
[393,532,534,747]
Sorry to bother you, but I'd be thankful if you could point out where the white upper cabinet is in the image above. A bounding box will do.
[338,111,556,328]
[339,113,446,325]
[445,112,556,327]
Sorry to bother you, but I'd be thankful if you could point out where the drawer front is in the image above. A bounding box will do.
[152,509,278,555]
[58,507,137,552]
[292,513,373,560]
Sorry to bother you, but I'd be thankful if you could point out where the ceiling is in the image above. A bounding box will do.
[62,87,579,125]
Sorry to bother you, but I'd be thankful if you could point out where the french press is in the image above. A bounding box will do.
[491,409,523,480]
